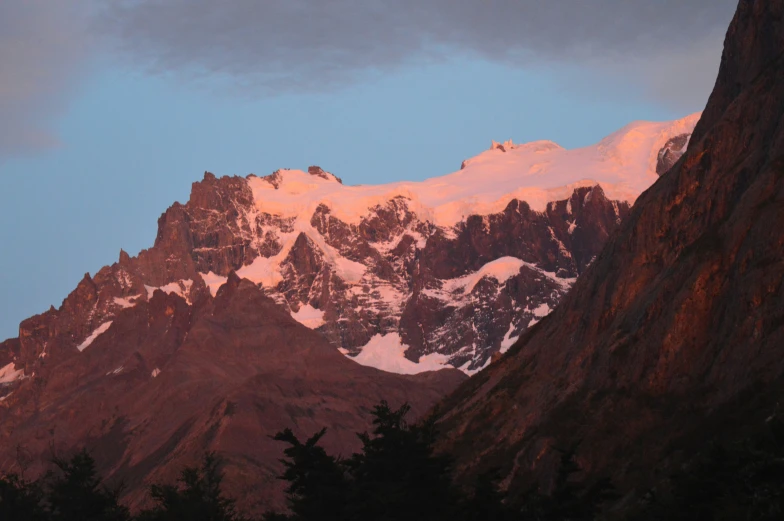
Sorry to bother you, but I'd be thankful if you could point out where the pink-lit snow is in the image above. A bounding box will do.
[178,114,699,377]
[0,362,23,384]
[442,257,525,294]
[145,280,193,303]
[247,114,699,227]
[341,334,452,375]
[290,304,326,329]
[77,321,113,352]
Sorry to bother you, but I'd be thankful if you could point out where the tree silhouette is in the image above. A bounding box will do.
[516,445,617,521]
[270,401,469,521]
[0,404,626,521]
[640,416,784,521]
[460,468,518,521]
[345,401,457,521]
[0,472,45,521]
[137,453,243,521]
[263,428,348,521]
[46,449,130,521]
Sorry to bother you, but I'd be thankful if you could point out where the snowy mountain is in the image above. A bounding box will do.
[196,114,698,373]
[0,112,700,511]
[1,113,698,385]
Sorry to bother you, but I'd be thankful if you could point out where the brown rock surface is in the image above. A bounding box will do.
[0,338,20,368]
[0,275,465,514]
[436,0,784,504]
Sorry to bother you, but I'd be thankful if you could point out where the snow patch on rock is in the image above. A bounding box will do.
[200,272,229,297]
[499,322,519,355]
[0,363,23,384]
[236,250,290,288]
[77,321,113,352]
[445,257,525,294]
[342,334,452,375]
[237,220,367,287]
[532,303,552,318]
[145,280,193,303]
[291,304,326,329]
[113,295,140,309]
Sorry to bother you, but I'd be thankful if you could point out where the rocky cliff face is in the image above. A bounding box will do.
[436,0,784,505]
[175,169,636,375]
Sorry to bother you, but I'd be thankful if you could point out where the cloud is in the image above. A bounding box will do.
[100,0,738,108]
[618,28,730,110]
[0,0,739,157]
[0,1,91,157]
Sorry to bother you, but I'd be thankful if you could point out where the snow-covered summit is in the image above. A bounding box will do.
[247,113,700,228]
[21,112,700,384]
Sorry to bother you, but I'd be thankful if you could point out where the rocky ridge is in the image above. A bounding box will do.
[0,116,697,386]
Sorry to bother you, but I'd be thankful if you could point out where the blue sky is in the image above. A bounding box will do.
[0,1,737,340]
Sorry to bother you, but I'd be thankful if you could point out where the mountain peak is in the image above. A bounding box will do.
[256,167,342,190]
[307,165,343,184]
[488,139,563,154]
[490,139,516,152]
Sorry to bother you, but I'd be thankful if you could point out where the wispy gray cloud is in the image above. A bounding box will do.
[100,0,738,109]
[0,1,91,157]
[0,1,738,157]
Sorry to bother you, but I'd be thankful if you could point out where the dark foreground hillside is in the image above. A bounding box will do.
[0,275,464,514]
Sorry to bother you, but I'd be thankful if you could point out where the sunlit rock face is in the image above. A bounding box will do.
[435,0,784,508]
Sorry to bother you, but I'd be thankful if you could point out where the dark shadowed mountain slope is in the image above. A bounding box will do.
[0,273,465,515]
[436,0,784,504]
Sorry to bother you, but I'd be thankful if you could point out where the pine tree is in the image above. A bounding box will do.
[344,401,457,521]
[517,446,616,521]
[137,453,243,521]
[264,428,348,521]
[640,416,784,521]
[0,472,46,521]
[46,449,130,521]
[461,468,518,521]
